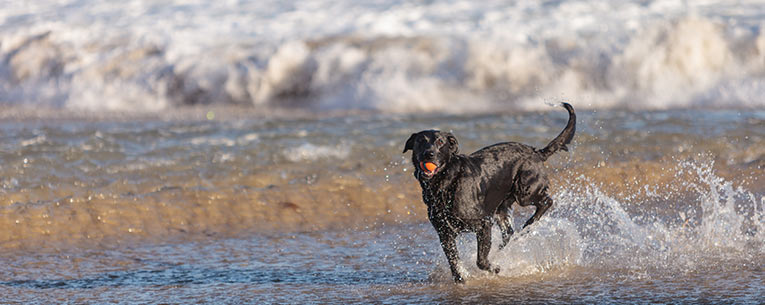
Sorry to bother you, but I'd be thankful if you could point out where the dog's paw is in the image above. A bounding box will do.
[498,239,509,250]
[484,264,500,274]
[499,233,513,250]
[477,262,501,274]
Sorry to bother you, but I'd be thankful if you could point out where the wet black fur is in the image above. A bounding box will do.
[402,103,576,283]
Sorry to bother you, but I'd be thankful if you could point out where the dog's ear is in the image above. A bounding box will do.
[446,133,459,154]
[403,133,417,153]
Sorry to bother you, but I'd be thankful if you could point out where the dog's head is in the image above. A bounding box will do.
[402,130,459,179]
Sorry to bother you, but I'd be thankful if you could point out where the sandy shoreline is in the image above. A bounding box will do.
[2,156,760,251]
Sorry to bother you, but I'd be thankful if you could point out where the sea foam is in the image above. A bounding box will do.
[1,0,764,113]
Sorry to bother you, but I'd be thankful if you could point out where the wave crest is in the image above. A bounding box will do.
[2,2,764,113]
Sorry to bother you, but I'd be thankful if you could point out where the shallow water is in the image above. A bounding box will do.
[2,224,762,304]
[0,108,762,303]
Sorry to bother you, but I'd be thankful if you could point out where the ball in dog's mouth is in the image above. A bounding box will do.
[419,161,438,176]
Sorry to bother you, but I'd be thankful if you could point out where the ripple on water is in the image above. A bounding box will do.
[0,111,762,302]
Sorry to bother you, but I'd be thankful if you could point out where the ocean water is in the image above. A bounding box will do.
[1,0,764,112]
[1,109,762,303]
[1,0,764,304]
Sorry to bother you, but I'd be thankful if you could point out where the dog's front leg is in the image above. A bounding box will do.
[476,220,500,274]
[437,231,464,283]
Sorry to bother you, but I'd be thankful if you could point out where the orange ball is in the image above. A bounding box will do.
[424,162,437,172]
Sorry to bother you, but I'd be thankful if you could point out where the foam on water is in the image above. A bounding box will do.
[433,159,763,282]
[1,0,764,113]
[283,142,351,162]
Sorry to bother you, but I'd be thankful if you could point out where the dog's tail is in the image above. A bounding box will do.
[536,103,576,161]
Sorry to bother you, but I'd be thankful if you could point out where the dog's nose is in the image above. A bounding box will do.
[425,151,435,159]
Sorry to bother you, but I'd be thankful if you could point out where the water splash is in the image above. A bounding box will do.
[436,159,763,281]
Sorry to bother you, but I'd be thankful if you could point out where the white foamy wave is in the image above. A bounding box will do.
[1,1,764,113]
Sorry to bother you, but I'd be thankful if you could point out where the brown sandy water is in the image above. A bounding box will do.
[0,109,763,303]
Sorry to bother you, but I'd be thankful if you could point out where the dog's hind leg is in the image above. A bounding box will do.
[514,165,554,231]
[519,188,553,230]
[494,200,514,250]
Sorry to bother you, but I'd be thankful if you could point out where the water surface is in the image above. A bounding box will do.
[1,109,762,303]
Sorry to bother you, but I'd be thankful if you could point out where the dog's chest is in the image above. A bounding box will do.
[421,185,483,232]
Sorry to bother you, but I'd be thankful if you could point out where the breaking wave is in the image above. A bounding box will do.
[1,1,764,113]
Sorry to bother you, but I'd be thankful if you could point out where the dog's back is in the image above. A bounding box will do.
[462,101,576,213]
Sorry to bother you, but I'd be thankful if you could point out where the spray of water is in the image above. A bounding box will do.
[432,158,763,281]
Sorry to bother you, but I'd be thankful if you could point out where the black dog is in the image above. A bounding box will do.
[403,103,575,283]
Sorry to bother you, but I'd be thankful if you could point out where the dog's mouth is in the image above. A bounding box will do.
[419,161,439,178]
